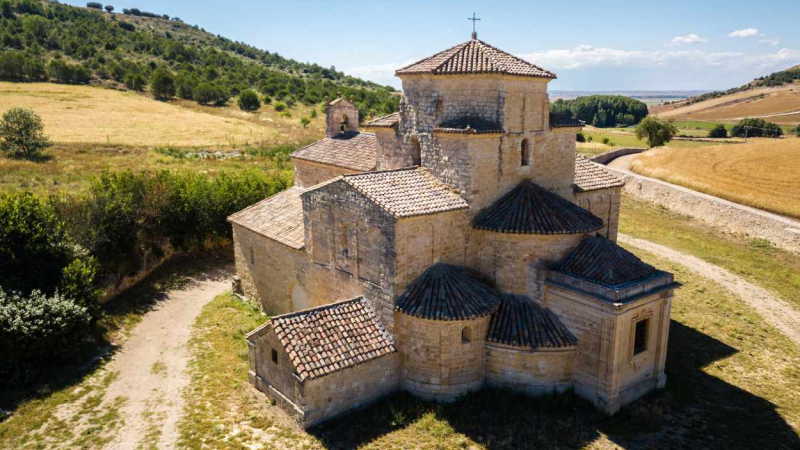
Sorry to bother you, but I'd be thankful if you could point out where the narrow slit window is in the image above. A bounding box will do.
[250,247,255,265]
[520,139,530,166]
[271,348,278,364]
[410,138,421,166]
[461,327,472,344]
[633,319,649,356]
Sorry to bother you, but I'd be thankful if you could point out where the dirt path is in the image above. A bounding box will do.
[606,153,637,171]
[620,234,800,345]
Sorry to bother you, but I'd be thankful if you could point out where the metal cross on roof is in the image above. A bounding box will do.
[468,13,481,39]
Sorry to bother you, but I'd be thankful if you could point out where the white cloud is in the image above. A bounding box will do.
[728,28,759,38]
[517,45,742,71]
[750,48,800,70]
[759,38,781,46]
[669,33,709,46]
[345,59,416,87]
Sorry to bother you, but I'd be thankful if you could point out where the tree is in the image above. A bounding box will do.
[0,108,52,160]
[635,117,678,148]
[793,124,800,138]
[150,67,175,100]
[708,124,728,138]
[300,117,310,128]
[730,118,783,138]
[124,72,145,91]
[86,2,103,9]
[237,89,260,111]
[105,5,114,12]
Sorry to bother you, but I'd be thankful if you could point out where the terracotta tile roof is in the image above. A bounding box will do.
[291,131,377,172]
[433,116,504,134]
[550,114,584,128]
[474,181,603,235]
[395,264,501,321]
[227,186,306,249]
[396,39,556,79]
[487,294,577,349]
[342,167,469,218]
[554,236,662,287]
[271,297,396,382]
[366,112,400,128]
[574,155,625,193]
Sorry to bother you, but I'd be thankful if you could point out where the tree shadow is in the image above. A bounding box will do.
[3,152,54,163]
[0,249,233,416]
[307,320,800,449]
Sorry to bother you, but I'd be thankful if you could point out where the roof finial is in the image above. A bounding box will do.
[468,12,480,39]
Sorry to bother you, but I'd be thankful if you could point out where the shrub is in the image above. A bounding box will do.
[119,21,135,31]
[86,2,103,9]
[301,117,310,128]
[273,101,286,112]
[150,67,176,100]
[280,111,292,119]
[310,108,317,119]
[708,124,728,138]
[124,72,146,91]
[730,118,783,138]
[635,116,678,147]
[285,98,296,109]
[0,289,94,384]
[576,131,585,143]
[262,94,272,105]
[237,89,261,111]
[176,72,198,100]
[105,5,114,13]
[587,135,593,142]
[0,108,52,160]
[793,124,800,138]
[47,59,90,84]
[194,82,228,106]
[601,137,610,145]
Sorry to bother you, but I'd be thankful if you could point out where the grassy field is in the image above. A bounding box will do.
[578,130,727,153]
[0,82,324,147]
[628,138,800,219]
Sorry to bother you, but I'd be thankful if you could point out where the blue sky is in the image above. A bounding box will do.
[65,0,800,90]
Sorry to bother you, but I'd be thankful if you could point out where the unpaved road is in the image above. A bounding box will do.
[620,234,800,346]
[48,263,235,449]
[606,153,637,171]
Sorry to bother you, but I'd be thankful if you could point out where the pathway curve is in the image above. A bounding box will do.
[606,153,637,171]
[620,234,800,346]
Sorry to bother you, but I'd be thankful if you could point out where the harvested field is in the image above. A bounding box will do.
[628,138,800,219]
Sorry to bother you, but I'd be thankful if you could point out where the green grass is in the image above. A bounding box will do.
[180,261,800,448]
[582,130,724,149]
[619,195,800,310]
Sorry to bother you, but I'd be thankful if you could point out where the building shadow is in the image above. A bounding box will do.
[308,320,800,449]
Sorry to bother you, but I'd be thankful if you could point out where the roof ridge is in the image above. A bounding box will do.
[396,40,471,74]
[272,296,365,321]
[342,165,421,178]
[475,39,553,76]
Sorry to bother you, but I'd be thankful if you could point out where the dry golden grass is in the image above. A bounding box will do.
[629,137,800,218]
[0,82,324,147]
[656,84,798,118]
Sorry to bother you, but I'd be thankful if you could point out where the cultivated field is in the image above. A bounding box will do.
[629,137,800,219]
[0,82,324,147]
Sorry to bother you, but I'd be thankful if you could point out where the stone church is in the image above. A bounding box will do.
[229,36,678,427]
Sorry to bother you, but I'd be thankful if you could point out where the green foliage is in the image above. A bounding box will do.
[46,59,90,84]
[300,117,310,128]
[175,71,198,100]
[730,118,783,138]
[635,117,678,147]
[280,110,292,119]
[793,124,800,138]
[575,131,585,143]
[601,137,611,145]
[550,95,648,128]
[86,2,103,9]
[194,82,228,106]
[309,107,317,119]
[0,107,52,159]
[104,5,113,13]
[0,50,46,81]
[123,72,146,91]
[237,89,260,111]
[708,124,728,138]
[273,101,286,112]
[150,66,175,100]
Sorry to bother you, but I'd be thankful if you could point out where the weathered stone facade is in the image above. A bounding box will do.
[232,36,676,427]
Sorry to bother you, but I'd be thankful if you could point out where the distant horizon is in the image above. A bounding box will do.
[59,0,800,92]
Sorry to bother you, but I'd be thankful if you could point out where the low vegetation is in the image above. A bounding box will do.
[628,139,800,219]
[730,117,783,138]
[550,95,648,127]
[707,123,728,138]
[0,107,52,159]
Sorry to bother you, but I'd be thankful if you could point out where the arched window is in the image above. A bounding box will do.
[410,137,421,166]
[520,139,530,166]
[339,114,349,133]
[461,326,472,344]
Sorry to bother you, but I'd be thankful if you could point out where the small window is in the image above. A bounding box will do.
[520,139,530,167]
[461,327,472,344]
[410,138,421,166]
[271,348,278,364]
[250,247,255,265]
[633,319,649,356]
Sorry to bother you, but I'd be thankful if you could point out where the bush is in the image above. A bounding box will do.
[237,89,261,111]
[301,117,310,128]
[280,111,292,119]
[47,59,90,84]
[105,5,114,12]
[635,117,678,147]
[262,94,272,105]
[176,72,198,100]
[124,72,146,91]
[86,2,103,9]
[150,67,175,100]
[118,21,135,31]
[793,124,800,138]
[273,101,286,112]
[194,82,228,106]
[0,289,94,384]
[309,108,317,119]
[601,137,610,145]
[708,124,728,138]
[575,131,585,143]
[730,118,783,138]
[0,108,52,160]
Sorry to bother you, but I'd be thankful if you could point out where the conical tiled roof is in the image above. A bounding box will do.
[554,236,661,287]
[396,39,556,79]
[487,294,576,349]
[395,264,501,321]
[474,181,604,235]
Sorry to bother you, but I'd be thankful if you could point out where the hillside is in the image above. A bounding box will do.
[653,65,800,125]
[0,0,399,118]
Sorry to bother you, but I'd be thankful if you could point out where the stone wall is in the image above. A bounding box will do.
[248,324,304,412]
[608,167,800,254]
[574,187,621,242]
[232,224,307,315]
[395,312,490,401]
[325,98,359,137]
[375,128,415,170]
[293,159,359,188]
[543,282,672,414]
[589,148,646,165]
[302,353,400,427]
[302,180,398,332]
[485,344,575,395]
[470,231,584,299]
